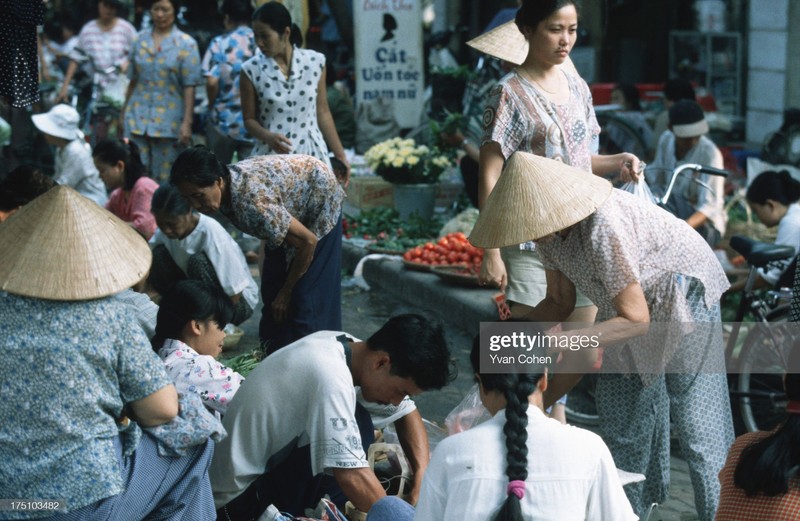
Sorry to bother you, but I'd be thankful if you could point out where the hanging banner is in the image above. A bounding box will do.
[354,0,424,129]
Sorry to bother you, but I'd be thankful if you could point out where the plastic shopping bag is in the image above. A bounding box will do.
[444,383,492,435]
[620,178,657,204]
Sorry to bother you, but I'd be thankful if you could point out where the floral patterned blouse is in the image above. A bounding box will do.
[158,339,244,416]
[537,189,729,322]
[223,154,345,251]
[241,47,330,163]
[202,25,256,142]
[483,69,600,250]
[482,69,600,171]
[0,293,172,518]
[537,190,730,377]
[126,26,202,138]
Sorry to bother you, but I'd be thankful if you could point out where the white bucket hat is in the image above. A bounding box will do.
[31,104,82,141]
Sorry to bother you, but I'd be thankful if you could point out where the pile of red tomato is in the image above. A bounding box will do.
[402,232,484,273]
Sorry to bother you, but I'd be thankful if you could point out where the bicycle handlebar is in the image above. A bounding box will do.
[657,163,730,207]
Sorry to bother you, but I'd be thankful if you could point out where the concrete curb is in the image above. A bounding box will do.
[357,253,499,332]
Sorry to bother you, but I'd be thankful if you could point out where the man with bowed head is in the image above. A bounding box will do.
[210,314,455,520]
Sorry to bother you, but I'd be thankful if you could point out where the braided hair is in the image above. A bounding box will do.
[470,335,546,520]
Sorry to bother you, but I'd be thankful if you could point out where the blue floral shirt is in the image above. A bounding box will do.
[202,25,256,142]
[0,293,172,518]
[126,26,202,138]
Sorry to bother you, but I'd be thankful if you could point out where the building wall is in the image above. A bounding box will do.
[746,0,793,143]
[787,0,800,110]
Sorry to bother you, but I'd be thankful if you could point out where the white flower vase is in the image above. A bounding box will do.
[393,183,437,220]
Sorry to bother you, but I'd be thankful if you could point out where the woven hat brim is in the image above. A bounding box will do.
[467,21,529,65]
[469,152,613,249]
[466,21,580,76]
[0,186,152,301]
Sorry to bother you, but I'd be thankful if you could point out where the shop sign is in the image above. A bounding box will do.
[353,0,424,128]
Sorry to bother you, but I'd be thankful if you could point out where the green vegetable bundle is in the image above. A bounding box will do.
[220,349,264,377]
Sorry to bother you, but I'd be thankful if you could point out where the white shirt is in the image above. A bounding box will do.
[414,405,638,521]
[150,214,259,311]
[158,338,244,416]
[209,331,415,507]
[112,288,158,339]
[758,202,800,286]
[647,131,727,236]
[55,139,108,206]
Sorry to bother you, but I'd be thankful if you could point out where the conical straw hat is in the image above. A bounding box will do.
[0,185,152,301]
[466,20,579,75]
[469,152,613,248]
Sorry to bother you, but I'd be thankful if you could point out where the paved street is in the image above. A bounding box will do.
[227,264,702,521]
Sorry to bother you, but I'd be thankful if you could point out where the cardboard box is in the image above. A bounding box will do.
[346,175,394,209]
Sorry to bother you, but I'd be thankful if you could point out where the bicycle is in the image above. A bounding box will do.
[595,107,651,166]
[564,162,731,427]
[724,235,799,433]
[66,49,126,146]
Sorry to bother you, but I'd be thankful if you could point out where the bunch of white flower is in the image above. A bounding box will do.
[364,137,453,184]
[364,138,428,171]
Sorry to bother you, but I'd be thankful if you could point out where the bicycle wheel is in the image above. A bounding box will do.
[596,112,650,173]
[736,306,796,432]
[565,373,599,426]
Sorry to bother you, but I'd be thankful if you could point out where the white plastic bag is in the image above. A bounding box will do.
[444,383,492,435]
[99,74,129,109]
[620,178,657,204]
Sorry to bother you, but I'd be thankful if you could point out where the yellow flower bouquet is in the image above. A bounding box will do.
[364,137,451,185]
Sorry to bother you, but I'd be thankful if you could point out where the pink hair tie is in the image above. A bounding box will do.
[507,480,526,499]
[787,400,800,415]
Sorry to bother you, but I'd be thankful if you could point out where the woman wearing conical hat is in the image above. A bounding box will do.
[0,187,219,519]
[470,152,734,521]
[473,1,644,381]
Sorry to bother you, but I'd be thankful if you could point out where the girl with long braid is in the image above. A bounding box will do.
[410,337,636,520]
